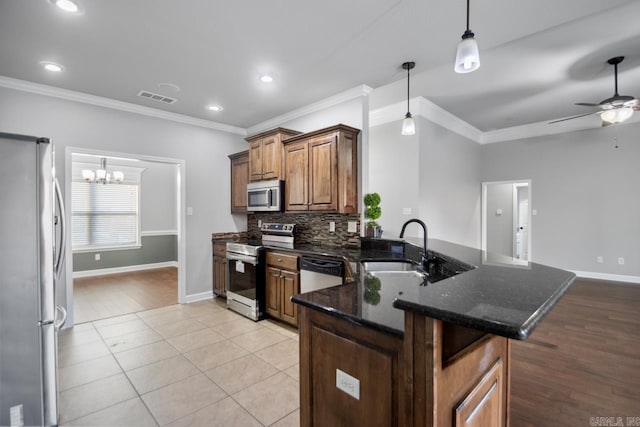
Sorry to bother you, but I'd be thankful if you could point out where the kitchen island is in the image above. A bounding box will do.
[292,238,575,427]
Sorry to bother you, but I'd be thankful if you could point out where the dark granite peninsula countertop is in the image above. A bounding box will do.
[292,237,575,340]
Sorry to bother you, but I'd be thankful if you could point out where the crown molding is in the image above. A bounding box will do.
[246,84,373,135]
[370,97,483,143]
[370,95,640,145]
[0,76,247,136]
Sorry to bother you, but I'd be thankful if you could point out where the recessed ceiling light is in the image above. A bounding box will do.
[207,105,223,112]
[41,61,64,72]
[260,74,274,83]
[53,0,79,13]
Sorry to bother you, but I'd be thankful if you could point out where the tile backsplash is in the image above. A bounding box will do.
[248,213,361,248]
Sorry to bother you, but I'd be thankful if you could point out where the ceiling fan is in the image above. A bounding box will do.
[550,56,639,126]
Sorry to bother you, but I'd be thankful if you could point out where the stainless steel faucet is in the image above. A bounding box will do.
[399,218,428,269]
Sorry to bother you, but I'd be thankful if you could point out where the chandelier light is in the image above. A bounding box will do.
[401,61,416,136]
[82,157,124,184]
[454,0,480,74]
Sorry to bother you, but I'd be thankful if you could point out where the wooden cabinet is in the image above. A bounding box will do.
[297,306,509,427]
[229,151,249,213]
[246,128,301,182]
[265,251,300,326]
[212,242,227,297]
[283,124,359,213]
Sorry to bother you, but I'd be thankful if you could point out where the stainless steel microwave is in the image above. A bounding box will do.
[247,179,284,212]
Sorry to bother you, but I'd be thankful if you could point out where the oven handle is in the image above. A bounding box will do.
[226,252,258,266]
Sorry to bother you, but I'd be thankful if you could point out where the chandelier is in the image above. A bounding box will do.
[82,157,124,184]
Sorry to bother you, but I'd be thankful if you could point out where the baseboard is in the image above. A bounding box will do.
[73,261,178,278]
[573,270,640,285]
[185,290,214,303]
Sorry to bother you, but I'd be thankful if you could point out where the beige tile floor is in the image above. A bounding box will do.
[58,299,300,426]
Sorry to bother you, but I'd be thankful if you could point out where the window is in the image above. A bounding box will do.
[71,161,144,251]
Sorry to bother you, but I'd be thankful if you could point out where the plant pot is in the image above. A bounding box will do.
[366,225,383,238]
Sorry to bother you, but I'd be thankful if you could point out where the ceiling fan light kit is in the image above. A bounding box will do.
[454,0,480,74]
[401,61,416,135]
[549,56,639,126]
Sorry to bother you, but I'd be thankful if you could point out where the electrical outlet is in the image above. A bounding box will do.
[95,253,101,261]
[348,221,358,233]
[329,221,335,232]
[336,369,360,400]
[10,404,23,426]
[618,257,625,265]
[597,256,603,264]
[258,219,262,227]
[186,207,193,216]
[532,209,537,216]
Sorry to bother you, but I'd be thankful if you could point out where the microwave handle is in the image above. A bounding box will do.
[266,189,271,206]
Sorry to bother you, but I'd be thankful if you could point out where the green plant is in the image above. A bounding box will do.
[364,274,382,305]
[363,192,381,227]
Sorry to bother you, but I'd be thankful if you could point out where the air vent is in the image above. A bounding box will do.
[137,90,177,104]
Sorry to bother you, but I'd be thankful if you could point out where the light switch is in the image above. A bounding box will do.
[532,209,537,216]
[187,207,193,216]
[336,369,360,400]
[403,207,412,215]
[496,209,503,216]
[95,253,101,261]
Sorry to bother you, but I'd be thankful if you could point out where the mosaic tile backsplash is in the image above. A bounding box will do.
[248,213,361,248]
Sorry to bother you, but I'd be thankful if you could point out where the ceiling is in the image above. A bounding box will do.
[1,0,639,133]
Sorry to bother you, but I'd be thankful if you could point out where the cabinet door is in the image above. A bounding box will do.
[284,141,309,211]
[261,135,282,180]
[230,154,249,213]
[249,140,263,181]
[308,134,338,211]
[454,359,504,427]
[213,256,227,297]
[266,266,281,319]
[280,270,299,326]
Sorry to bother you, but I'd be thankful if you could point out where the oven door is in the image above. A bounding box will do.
[226,252,264,320]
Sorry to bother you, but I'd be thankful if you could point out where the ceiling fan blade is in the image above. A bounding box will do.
[549,111,601,124]
[575,102,600,107]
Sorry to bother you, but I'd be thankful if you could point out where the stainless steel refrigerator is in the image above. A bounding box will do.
[0,132,67,426]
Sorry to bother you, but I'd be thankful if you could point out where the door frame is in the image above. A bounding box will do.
[63,146,187,328]
[481,179,532,261]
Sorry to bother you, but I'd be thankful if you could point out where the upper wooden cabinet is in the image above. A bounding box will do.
[229,150,249,214]
[283,124,359,213]
[246,128,301,182]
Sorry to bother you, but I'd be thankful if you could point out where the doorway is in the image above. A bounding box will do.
[64,147,186,326]
[482,180,532,263]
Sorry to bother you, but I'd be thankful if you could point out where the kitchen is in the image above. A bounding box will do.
[1,1,640,426]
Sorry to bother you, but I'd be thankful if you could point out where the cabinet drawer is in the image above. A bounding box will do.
[266,251,299,271]
[213,243,227,257]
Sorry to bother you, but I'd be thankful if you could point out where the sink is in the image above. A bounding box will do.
[361,261,420,272]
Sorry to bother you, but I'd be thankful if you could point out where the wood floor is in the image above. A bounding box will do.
[510,278,640,426]
[73,267,178,324]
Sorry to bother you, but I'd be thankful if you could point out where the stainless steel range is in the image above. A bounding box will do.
[225,222,296,320]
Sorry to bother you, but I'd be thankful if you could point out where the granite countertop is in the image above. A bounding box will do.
[292,237,576,340]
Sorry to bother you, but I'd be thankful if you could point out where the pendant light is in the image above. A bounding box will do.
[454,0,480,74]
[401,61,416,136]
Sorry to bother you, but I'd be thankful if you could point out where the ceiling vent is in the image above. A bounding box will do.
[137,90,177,104]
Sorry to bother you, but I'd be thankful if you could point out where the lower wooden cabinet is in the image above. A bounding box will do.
[265,251,300,327]
[212,242,227,297]
[454,359,504,427]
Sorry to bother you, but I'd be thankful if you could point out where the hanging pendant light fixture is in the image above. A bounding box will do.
[82,157,124,184]
[401,61,416,136]
[454,0,480,74]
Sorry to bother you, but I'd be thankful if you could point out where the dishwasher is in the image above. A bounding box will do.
[300,256,344,293]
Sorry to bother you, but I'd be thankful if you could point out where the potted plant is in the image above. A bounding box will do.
[364,192,382,238]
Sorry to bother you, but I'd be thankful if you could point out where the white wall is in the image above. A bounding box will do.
[274,97,365,133]
[485,183,514,256]
[0,86,247,311]
[481,122,640,278]
[140,161,177,232]
[369,115,481,247]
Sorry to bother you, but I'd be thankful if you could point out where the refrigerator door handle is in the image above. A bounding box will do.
[54,177,66,280]
[54,305,67,330]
